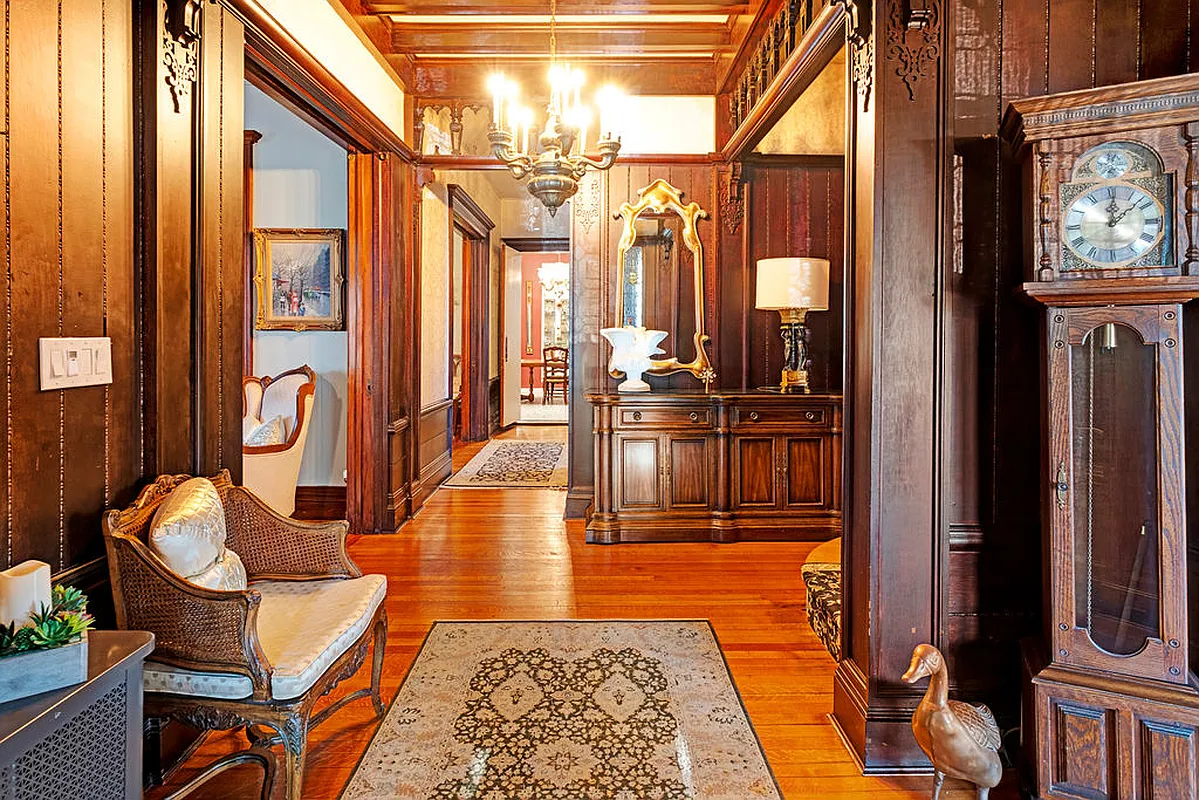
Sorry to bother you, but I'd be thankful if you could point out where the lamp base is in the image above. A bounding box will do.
[766,309,814,394]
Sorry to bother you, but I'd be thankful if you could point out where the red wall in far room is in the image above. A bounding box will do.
[519,251,568,388]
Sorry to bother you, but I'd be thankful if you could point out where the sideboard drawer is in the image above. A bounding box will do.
[618,407,712,427]
[732,405,831,429]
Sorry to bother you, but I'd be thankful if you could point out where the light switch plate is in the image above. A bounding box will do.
[39,337,113,391]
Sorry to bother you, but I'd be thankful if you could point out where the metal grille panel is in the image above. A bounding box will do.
[11,683,127,800]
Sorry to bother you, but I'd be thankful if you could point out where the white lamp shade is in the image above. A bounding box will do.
[755,257,830,311]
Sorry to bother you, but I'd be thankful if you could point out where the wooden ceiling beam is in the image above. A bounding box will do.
[407,57,717,96]
[366,1,747,12]
[390,24,730,53]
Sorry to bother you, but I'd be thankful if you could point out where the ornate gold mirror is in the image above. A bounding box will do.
[613,179,714,384]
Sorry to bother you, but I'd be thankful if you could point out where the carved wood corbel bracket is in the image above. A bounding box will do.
[885,0,941,101]
[719,163,746,234]
[832,0,875,111]
[415,98,488,156]
[162,0,202,113]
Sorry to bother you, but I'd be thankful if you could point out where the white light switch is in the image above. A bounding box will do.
[39,337,113,391]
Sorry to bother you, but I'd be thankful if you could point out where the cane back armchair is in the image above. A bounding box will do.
[102,470,387,800]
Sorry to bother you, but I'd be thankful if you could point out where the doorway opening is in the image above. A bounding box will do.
[510,248,570,424]
[419,169,572,492]
[241,80,349,522]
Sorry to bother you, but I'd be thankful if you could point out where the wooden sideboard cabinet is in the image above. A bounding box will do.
[587,391,842,543]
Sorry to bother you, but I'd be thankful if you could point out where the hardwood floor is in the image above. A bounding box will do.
[153,426,1017,799]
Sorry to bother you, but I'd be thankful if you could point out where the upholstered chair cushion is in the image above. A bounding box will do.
[149,477,247,591]
[150,478,228,577]
[143,574,387,701]
[187,548,248,591]
[242,414,263,442]
[244,415,286,447]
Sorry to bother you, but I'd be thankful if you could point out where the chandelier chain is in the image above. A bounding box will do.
[550,0,557,61]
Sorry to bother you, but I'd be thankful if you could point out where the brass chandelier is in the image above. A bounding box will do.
[487,0,622,215]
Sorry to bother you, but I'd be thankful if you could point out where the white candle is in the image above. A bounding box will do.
[0,560,51,628]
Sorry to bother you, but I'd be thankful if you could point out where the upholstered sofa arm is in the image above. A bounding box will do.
[104,535,274,699]
[221,486,362,580]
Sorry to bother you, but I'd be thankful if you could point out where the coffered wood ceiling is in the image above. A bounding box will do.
[336,0,775,97]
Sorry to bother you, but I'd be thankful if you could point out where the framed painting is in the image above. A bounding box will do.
[253,228,346,331]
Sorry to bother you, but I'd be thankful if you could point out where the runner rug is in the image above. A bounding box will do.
[445,439,568,488]
[340,620,780,799]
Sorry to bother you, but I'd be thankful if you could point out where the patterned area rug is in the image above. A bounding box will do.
[446,439,568,488]
[341,621,780,800]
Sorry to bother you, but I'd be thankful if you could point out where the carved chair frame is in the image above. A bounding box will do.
[102,470,387,800]
[241,365,317,456]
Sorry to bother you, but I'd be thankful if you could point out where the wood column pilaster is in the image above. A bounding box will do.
[832,0,951,772]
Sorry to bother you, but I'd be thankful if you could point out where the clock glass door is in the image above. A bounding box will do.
[1069,322,1160,655]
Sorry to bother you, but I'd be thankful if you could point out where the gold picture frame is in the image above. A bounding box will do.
[253,228,346,331]
[613,179,715,384]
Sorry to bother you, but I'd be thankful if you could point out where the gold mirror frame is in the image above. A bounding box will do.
[613,179,715,384]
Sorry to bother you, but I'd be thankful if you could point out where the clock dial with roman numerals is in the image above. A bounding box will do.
[1062,182,1165,266]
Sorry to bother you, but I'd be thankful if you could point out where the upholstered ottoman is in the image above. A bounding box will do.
[801,538,841,661]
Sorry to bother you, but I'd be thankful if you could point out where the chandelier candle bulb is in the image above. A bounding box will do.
[488,73,506,128]
[487,0,621,213]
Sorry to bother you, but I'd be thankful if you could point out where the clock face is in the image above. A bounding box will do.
[1063,182,1165,266]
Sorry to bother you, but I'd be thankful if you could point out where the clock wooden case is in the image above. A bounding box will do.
[1004,74,1199,800]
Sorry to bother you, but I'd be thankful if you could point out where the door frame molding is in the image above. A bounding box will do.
[448,184,495,443]
[232,1,418,533]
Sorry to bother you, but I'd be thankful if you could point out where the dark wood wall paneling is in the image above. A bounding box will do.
[741,162,844,392]
[0,0,140,584]
[944,0,1199,718]
[2,0,424,603]
[565,157,845,518]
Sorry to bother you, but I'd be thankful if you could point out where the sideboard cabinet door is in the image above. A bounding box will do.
[780,435,827,509]
[615,435,663,511]
[665,435,714,510]
[732,436,778,509]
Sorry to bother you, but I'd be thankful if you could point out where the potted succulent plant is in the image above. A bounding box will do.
[0,585,94,704]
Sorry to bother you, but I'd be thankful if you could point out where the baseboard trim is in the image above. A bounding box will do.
[293,485,347,521]
[832,657,933,774]
[564,485,593,520]
[412,450,453,511]
[386,483,413,530]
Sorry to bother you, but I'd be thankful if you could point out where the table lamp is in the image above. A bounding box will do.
[755,257,830,393]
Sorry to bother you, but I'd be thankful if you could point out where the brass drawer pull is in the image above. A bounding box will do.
[805,411,816,421]
[632,411,642,421]
[689,411,699,422]
[748,411,760,422]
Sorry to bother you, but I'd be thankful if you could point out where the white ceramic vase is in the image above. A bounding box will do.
[601,326,669,393]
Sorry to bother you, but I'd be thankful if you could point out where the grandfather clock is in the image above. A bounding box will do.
[1005,74,1199,799]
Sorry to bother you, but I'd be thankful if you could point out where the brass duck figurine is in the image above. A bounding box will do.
[902,644,1002,799]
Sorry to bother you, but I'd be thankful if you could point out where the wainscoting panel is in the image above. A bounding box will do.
[415,400,453,510]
